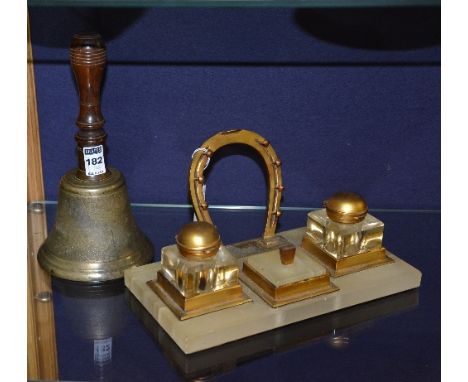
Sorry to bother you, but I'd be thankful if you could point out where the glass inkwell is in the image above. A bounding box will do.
[302,192,393,277]
[147,221,251,320]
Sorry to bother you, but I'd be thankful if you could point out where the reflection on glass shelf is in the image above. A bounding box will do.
[52,278,419,381]
[27,0,441,8]
[43,204,439,381]
[127,288,419,380]
[50,275,418,381]
[52,278,128,381]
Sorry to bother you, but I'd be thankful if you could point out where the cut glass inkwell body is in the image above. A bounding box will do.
[302,192,392,277]
[148,221,251,320]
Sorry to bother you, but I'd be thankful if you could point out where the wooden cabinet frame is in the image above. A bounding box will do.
[27,17,59,381]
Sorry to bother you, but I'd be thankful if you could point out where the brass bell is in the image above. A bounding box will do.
[38,33,153,282]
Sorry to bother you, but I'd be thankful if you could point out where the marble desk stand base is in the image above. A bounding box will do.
[124,227,421,354]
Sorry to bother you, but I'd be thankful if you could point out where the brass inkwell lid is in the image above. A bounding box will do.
[324,192,368,224]
[175,221,221,260]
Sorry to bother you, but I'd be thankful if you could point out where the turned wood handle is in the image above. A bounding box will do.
[189,129,284,239]
[70,32,108,180]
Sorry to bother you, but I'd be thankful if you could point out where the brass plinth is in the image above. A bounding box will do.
[38,168,153,282]
[148,271,251,320]
[301,234,393,277]
[241,264,338,308]
[240,248,338,308]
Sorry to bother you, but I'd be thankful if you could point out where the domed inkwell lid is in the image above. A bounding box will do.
[176,221,221,260]
[324,192,368,224]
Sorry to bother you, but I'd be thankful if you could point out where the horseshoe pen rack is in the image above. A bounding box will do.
[125,129,422,354]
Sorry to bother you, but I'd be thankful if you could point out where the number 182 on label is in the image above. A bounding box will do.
[83,145,106,176]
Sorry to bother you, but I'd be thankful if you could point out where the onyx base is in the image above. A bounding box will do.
[147,271,251,320]
[124,227,422,354]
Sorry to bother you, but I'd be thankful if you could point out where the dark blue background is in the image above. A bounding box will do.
[29,6,440,209]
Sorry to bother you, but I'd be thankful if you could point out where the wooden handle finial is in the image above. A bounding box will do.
[70,32,109,180]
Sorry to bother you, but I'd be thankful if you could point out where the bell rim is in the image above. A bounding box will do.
[37,233,153,283]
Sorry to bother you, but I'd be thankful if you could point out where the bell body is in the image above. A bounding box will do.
[38,168,153,282]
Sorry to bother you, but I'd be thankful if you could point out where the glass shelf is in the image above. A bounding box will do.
[28,0,441,8]
[31,202,440,381]
[38,201,440,249]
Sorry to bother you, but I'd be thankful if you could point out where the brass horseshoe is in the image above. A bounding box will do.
[189,129,283,239]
